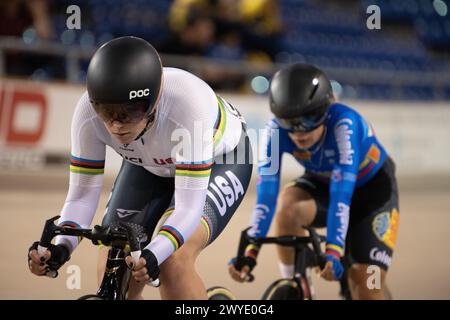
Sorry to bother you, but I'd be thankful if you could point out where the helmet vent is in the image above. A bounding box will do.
[308,79,319,102]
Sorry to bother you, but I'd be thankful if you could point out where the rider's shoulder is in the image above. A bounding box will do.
[162,67,214,95]
[73,91,98,121]
[159,67,217,122]
[327,103,361,128]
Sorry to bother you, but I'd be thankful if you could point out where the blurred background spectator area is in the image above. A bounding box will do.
[0,0,449,100]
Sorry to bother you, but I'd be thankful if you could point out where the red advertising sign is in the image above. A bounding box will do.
[0,85,47,145]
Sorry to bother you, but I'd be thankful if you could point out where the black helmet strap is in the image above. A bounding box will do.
[134,117,151,142]
[133,107,157,141]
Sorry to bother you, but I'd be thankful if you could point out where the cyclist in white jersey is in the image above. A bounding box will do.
[28,36,253,299]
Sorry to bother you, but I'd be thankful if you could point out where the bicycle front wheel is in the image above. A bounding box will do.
[207,286,236,300]
[78,294,104,300]
[261,279,303,300]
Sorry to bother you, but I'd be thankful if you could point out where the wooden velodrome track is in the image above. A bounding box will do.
[0,168,449,299]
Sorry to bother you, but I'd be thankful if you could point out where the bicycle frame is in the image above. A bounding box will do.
[248,227,327,300]
[293,243,353,300]
[250,227,353,300]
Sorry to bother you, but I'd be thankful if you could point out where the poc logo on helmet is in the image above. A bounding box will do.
[129,88,150,100]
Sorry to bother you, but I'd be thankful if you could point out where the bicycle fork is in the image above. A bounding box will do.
[97,246,131,300]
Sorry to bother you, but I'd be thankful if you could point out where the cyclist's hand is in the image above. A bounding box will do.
[126,249,160,283]
[28,241,70,276]
[28,243,49,276]
[320,254,344,281]
[228,256,256,283]
[228,227,259,283]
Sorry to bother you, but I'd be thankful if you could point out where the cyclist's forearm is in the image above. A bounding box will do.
[325,189,352,257]
[55,184,102,253]
[248,177,279,238]
[248,192,277,237]
[145,188,207,265]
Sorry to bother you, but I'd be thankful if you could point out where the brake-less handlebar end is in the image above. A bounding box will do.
[39,215,61,250]
[48,215,61,222]
[245,273,255,283]
[37,216,62,277]
[147,278,160,287]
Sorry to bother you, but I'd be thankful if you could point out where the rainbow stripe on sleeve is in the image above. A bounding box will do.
[159,225,185,251]
[244,244,260,259]
[358,144,381,179]
[70,155,105,175]
[325,243,345,259]
[175,160,212,178]
[59,220,83,244]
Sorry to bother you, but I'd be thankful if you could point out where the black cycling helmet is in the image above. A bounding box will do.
[269,63,333,132]
[87,36,163,123]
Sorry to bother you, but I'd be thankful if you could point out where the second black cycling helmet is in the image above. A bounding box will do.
[269,63,334,132]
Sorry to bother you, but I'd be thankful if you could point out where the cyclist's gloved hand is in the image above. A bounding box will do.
[229,255,257,272]
[228,227,260,283]
[126,249,160,283]
[321,243,345,281]
[28,241,70,277]
[320,254,344,281]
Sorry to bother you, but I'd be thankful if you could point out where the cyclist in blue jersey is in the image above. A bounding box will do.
[228,63,400,300]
